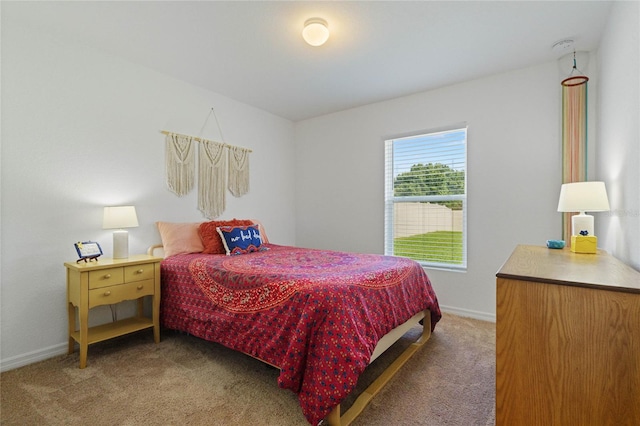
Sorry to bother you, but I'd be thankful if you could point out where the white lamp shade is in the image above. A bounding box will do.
[557,182,610,213]
[302,18,329,46]
[103,206,139,229]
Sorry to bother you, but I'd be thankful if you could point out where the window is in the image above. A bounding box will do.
[384,127,467,270]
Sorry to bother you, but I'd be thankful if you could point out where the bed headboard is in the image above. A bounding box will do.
[147,244,165,258]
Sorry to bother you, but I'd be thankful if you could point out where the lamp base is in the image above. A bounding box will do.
[571,212,594,237]
[571,235,597,254]
[113,230,129,259]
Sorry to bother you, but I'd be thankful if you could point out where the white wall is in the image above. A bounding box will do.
[1,20,296,371]
[597,0,640,270]
[294,61,565,321]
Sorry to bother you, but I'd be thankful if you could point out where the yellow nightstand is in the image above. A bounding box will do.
[65,254,162,368]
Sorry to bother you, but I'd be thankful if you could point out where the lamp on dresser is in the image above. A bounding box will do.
[557,181,609,253]
[557,181,610,236]
[103,205,139,258]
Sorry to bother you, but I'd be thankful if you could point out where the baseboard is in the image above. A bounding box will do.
[0,342,68,373]
[2,306,494,372]
[439,304,496,323]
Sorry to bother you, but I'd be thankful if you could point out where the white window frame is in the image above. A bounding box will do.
[384,127,467,271]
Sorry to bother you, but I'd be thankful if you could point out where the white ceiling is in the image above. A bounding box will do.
[5,1,613,121]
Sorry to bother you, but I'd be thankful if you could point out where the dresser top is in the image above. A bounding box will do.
[497,245,640,294]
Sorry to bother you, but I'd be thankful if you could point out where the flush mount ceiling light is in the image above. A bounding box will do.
[552,39,575,55]
[302,18,329,46]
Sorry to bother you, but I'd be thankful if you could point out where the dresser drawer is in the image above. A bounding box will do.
[89,279,155,308]
[124,264,155,282]
[89,267,124,289]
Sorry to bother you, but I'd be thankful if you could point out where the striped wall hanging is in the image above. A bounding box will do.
[561,52,589,242]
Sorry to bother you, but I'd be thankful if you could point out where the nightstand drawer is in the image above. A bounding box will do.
[89,267,124,289]
[124,264,155,282]
[89,279,155,308]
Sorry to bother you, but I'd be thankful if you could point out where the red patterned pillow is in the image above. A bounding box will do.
[199,219,254,254]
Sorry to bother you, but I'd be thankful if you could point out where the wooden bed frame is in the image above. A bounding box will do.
[148,244,432,426]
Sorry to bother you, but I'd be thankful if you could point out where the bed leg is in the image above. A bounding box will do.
[419,312,432,343]
[325,404,341,426]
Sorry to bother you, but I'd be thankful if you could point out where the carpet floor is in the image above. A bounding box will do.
[1,312,495,425]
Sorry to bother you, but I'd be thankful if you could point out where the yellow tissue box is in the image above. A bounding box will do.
[571,235,597,254]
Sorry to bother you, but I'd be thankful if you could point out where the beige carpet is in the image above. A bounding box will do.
[1,313,495,425]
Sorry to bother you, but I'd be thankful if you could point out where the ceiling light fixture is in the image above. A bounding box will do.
[552,39,575,55]
[302,18,329,47]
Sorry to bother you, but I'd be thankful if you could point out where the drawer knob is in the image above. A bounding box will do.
[104,274,112,279]
[104,290,111,296]
[137,285,143,290]
[137,269,144,274]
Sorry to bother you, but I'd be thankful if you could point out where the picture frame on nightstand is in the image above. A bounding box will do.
[74,241,102,262]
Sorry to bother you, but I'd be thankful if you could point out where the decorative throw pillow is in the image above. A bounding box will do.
[217,224,266,255]
[249,219,270,244]
[199,219,254,254]
[156,222,204,258]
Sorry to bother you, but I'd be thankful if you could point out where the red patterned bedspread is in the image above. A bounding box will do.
[160,244,441,425]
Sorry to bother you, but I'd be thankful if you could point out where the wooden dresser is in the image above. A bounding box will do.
[496,245,640,425]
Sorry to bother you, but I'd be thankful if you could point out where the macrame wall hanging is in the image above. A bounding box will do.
[198,140,227,219]
[561,52,589,241]
[165,133,195,196]
[228,145,251,197]
[161,108,252,219]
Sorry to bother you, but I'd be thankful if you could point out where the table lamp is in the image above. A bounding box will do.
[103,206,139,258]
[557,181,610,237]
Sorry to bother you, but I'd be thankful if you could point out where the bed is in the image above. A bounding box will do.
[150,220,441,425]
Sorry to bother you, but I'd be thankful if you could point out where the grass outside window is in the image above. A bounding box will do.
[393,231,463,265]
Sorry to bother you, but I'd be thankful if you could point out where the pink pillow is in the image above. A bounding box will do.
[156,222,204,257]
